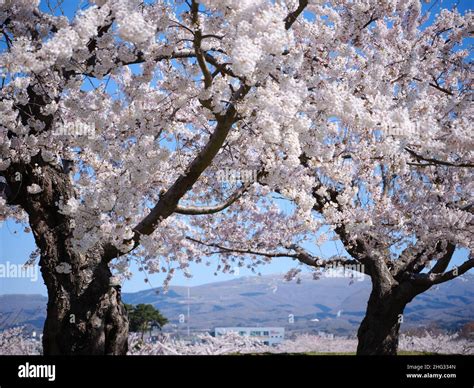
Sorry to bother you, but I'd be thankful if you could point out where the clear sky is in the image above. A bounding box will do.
[0,0,472,295]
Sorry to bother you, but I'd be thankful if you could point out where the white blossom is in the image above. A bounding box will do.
[26,184,42,194]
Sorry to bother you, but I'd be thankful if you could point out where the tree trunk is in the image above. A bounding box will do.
[9,159,129,355]
[41,253,129,355]
[357,289,407,355]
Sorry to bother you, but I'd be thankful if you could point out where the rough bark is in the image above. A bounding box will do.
[357,261,421,356]
[356,289,407,355]
[6,157,128,355]
[356,257,415,355]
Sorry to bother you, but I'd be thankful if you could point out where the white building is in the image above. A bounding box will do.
[214,327,285,346]
[317,331,334,339]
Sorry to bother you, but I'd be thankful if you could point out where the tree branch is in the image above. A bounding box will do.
[284,0,308,30]
[413,77,454,96]
[429,242,456,274]
[191,0,213,89]
[187,236,301,259]
[103,83,251,261]
[81,50,197,78]
[405,147,474,168]
[392,241,455,279]
[287,243,366,273]
[175,182,251,215]
[187,237,367,273]
[409,256,474,286]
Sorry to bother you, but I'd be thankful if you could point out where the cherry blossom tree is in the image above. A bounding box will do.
[1,0,472,356]
[0,0,316,354]
[0,327,42,355]
[183,1,474,355]
[3,328,472,355]
[128,332,268,355]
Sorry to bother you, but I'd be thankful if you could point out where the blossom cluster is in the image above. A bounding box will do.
[0,0,471,287]
[2,327,472,355]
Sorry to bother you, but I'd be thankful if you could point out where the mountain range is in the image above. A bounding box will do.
[1,273,473,336]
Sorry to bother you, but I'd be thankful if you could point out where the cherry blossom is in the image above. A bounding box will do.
[0,0,472,355]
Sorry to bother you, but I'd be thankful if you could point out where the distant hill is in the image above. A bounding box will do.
[1,273,473,336]
[0,294,47,332]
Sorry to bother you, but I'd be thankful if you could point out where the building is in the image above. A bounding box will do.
[317,331,334,339]
[214,327,285,346]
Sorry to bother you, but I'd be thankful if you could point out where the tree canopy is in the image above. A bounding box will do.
[125,303,168,334]
[0,0,472,355]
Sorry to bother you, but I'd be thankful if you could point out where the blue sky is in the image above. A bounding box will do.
[0,217,331,294]
[0,0,472,295]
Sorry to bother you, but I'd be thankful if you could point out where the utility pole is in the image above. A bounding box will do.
[187,286,190,338]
